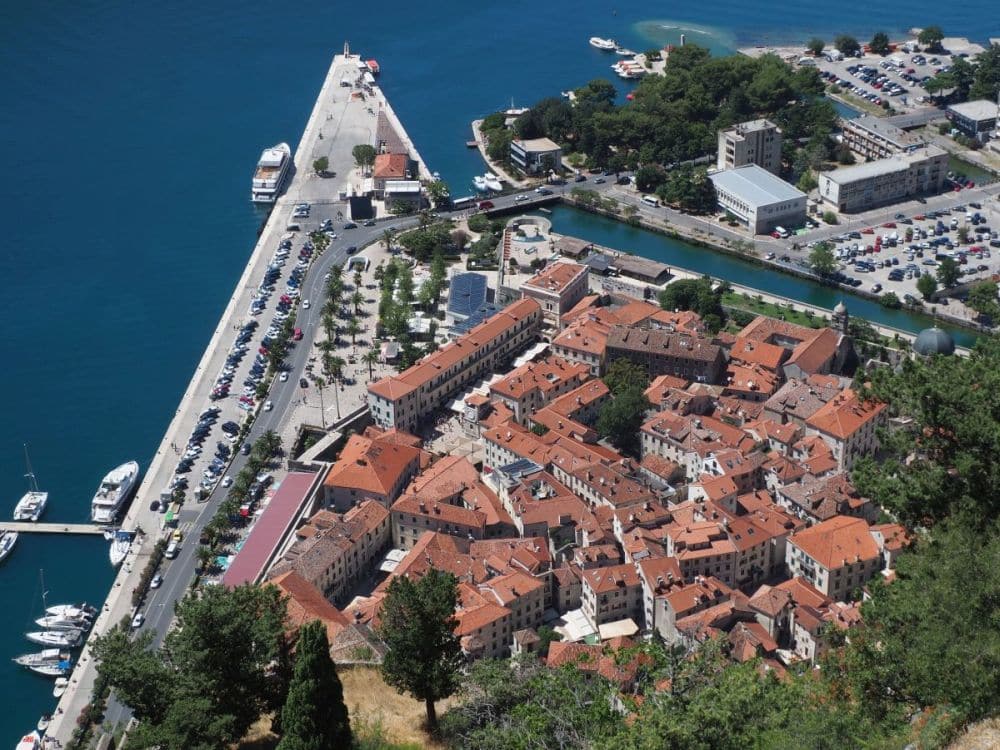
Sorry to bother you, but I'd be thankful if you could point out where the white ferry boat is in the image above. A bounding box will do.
[589,37,617,51]
[251,142,292,203]
[90,461,140,524]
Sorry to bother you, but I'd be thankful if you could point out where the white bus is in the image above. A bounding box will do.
[641,195,660,207]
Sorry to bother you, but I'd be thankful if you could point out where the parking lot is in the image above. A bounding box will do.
[803,198,1000,308]
[810,49,950,111]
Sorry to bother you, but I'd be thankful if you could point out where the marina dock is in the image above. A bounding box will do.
[0,522,104,535]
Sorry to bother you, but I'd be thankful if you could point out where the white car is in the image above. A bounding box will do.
[222,476,233,488]
[264,400,273,411]
[280,372,289,382]
[131,613,145,629]
[515,194,530,202]
[303,300,311,309]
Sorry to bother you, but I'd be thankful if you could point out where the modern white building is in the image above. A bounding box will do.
[717,119,783,174]
[510,137,562,175]
[818,146,948,213]
[841,114,923,160]
[946,100,999,142]
[708,164,807,234]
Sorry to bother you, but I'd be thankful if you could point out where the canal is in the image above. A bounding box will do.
[544,204,982,348]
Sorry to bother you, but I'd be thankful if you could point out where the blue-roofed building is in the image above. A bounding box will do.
[447,272,489,324]
[708,164,806,234]
[450,303,500,336]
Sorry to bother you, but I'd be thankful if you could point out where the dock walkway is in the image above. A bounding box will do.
[0,522,104,535]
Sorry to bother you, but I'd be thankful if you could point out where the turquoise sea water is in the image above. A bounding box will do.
[0,0,992,736]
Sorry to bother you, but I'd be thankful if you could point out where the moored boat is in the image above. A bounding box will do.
[36,716,51,734]
[46,603,96,620]
[0,531,17,564]
[35,614,90,631]
[91,460,140,524]
[484,175,503,192]
[589,37,617,51]
[251,142,292,203]
[615,47,636,56]
[13,444,48,522]
[25,629,82,648]
[472,175,488,192]
[13,648,70,668]
[15,731,40,750]
[53,676,69,697]
[29,658,71,677]
[109,529,135,567]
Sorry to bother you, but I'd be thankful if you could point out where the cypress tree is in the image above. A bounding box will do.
[277,620,351,750]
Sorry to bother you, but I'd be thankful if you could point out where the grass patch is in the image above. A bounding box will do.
[722,292,826,329]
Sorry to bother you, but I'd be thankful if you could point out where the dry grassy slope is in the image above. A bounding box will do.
[947,718,1000,750]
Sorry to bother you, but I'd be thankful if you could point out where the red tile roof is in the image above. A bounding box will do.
[806,389,887,441]
[372,153,409,179]
[789,515,879,569]
[522,261,588,295]
[324,433,420,496]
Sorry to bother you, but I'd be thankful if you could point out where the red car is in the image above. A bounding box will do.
[862,228,874,235]
[882,222,896,228]
[293,327,303,341]
[478,200,494,210]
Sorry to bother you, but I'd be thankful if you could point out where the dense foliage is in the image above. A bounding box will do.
[658,276,727,332]
[507,46,833,174]
[93,584,291,748]
[603,358,651,396]
[596,386,651,456]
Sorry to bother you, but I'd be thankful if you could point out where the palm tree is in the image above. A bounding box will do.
[346,316,361,346]
[351,290,365,315]
[363,347,380,381]
[382,228,396,252]
[418,210,432,228]
[196,545,214,574]
[321,313,336,342]
[261,429,282,456]
[353,270,363,288]
[313,375,328,428]
[329,264,343,282]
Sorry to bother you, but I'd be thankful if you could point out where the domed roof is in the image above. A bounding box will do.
[833,300,847,314]
[913,326,955,357]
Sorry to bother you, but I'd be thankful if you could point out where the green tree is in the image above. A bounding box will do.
[916,273,938,301]
[809,241,837,277]
[869,32,891,56]
[346,316,362,346]
[352,144,377,171]
[966,279,1000,321]
[378,569,464,730]
[363,347,380,380]
[796,169,818,192]
[603,358,650,396]
[969,43,1000,101]
[351,290,365,315]
[834,35,861,57]
[918,25,945,52]
[635,165,667,193]
[596,386,652,456]
[277,621,352,750]
[806,38,825,56]
[822,210,838,225]
[880,291,901,309]
[936,256,961,288]
[425,179,451,207]
[312,156,329,175]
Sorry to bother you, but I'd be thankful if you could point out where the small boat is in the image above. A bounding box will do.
[0,531,17,564]
[484,175,503,192]
[13,444,48,522]
[472,175,488,192]
[589,37,617,51]
[13,648,70,667]
[615,47,637,56]
[53,676,69,697]
[109,529,135,567]
[46,603,96,620]
[25,629,82,648]
[15,731,40,750]
[29,658,71,677]
[35,615,90,631]
[36,715,51,733]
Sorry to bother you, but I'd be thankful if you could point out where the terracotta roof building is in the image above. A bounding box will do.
[786,515,881,601]
[805,388,887,470]
[323,433,421,511]
[489,356,590,425]
[776,472,875,524]
[520,261,590,328]
[368,298,542,432]
[581,562,644,630]
[605,326,725,384]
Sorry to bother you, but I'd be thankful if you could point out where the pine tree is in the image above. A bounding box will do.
[377,569,463,730]
[277,621,351,750]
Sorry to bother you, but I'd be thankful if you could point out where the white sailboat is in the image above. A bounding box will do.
[35,614,90,631]
[25,629,82,648]
[13,444,48,522]
[29,658,71,677]
[0,531,17,564]
[46,603,96,620]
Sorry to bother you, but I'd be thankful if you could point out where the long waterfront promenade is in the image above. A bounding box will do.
[0,522,104,535]
[43,51,385,744]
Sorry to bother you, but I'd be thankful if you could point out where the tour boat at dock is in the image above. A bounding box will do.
[91,460,139,524]
[15,731,40,750]
[251,142,292,203]
[589,37,617,51]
